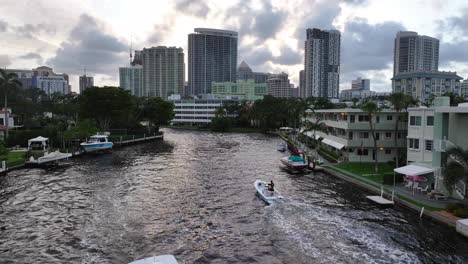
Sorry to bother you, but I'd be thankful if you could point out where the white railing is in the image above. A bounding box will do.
[455,180,466,199]
[433,139,456,152]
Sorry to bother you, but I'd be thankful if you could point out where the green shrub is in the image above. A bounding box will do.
[447,203,465,213]
[210,117,232,132]
[0,141,8,155]
[454,208,468,218]
[317,148,338,163]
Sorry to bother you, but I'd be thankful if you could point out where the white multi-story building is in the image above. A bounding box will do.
[394,31,439,77]
[142,46,184,98]
[32,74,68,94]
[392,71,462,102]
[461,79,468,98]
[304,109,407,162]
[304,28,341,98]
[266,72,291,98]
[405,97,468,200]
[170,96,238,126]
[119,65,143,97]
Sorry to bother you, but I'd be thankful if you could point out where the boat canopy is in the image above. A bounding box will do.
[394,164,434,176]
[288,156,305,162]
[28,136,48,143]
[90,135,109,138]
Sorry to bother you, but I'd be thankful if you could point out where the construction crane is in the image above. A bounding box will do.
[76,68,96,76]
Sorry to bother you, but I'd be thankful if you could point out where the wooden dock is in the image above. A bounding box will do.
[113,134,163,147]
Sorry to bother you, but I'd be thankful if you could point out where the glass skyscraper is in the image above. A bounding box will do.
[188,28,238,96]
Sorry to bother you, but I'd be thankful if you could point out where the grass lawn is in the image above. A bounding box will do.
[0,151,27,167]
[336,162,395,183]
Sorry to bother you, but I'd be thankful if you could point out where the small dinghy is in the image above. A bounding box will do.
[254,180,284,205]
[277,142,286,152]
[129,255,178,264]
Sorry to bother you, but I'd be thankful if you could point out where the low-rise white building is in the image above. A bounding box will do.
[170,96,238,126]
[304,108,407,162]
[406,97,468,200]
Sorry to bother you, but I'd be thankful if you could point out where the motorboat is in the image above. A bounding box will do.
[254,180,284,205]
[80,135,113,153]
[26,150,72,165]
[277,142,286,152]
[129,255,178,264]
[280,155,308,171]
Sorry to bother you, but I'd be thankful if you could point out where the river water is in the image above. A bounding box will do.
[0,129,467,264]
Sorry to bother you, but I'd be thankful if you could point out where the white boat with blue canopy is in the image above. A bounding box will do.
[80,134,113,153]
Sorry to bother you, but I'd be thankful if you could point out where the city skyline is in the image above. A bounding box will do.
[1,0,468,93]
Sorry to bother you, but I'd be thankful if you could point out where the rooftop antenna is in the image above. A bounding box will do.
[130,33,133,65]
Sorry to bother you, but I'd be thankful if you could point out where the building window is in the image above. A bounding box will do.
[427,116,434,126]
[385,132,392,138]
[376,116,380,123]
[348,132,353,140]
[385,149,391,154]
[387,115,393,121]
[375,133,380,140]
[409,116,422,126]
[408,138,420,150]
[350,115,355,123]
[360,132,369,139]
[358,115,370,122]
[425,140,433,151]
[357,149,369,155]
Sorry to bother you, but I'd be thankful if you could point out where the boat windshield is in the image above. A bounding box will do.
[89,137,107,143]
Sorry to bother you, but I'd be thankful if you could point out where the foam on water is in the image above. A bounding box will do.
[266,202,421,264]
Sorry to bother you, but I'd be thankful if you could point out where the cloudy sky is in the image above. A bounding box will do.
[1,0,468,93]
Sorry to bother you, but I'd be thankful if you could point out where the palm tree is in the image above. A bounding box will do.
[443,146,468,195]
[360,100,380,173]
[301,108,327,148]
[0,69,22,141]
[388,93,417,168]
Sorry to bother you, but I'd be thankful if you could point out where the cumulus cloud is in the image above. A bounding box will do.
[225,0,288,43]
[15,23,56,38]
[0,55,11,67]
[18,52,44,64]
[272,46,302,65]
[48,14,127,76]
[341,18,405,72]
[175,0,210,18]
[0,20,7,32]
[437,8,468,36]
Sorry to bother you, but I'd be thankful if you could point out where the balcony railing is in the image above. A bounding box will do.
[433,139,456,152]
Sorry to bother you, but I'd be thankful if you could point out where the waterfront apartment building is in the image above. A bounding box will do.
[5,69,34,89]
[79,75,94,93]
[8,66,70,94]
[351,78,370,91]
[393,31,439,77]
[304,109,407,162]
[169,96,238,125]
[406,97,468,200]
[304,28,341,98]
[141,46,184,98]
[392,71,462,102]
[299,70,305,98]
[188,28,238,96]
[211,79,267,101]
[119,65,143,97]
[266,72,291,98]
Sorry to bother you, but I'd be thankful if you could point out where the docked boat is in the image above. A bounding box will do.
[280,155,308,171]
[129,255,178,264]
[254,180,284,205]
[277,142,286,152]
[80,135,113,153]
[27,150,72,166]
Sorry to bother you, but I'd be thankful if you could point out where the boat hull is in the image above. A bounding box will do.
[280,157,308,170]
[80,142,113,153]
[254,180,283,205]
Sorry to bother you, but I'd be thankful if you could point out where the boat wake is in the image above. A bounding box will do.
[264,202,422,264]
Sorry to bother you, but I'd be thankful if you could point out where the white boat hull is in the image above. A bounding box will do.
[129,255,178,264]
[280,157,308,170]
[254,180,284,205]
[80,142,113,153]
